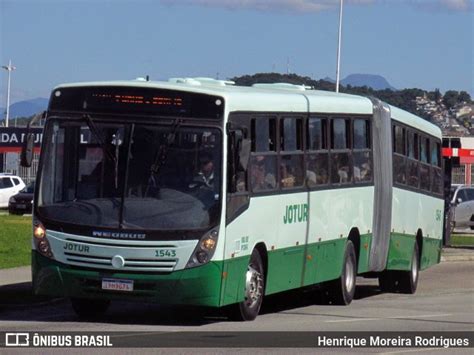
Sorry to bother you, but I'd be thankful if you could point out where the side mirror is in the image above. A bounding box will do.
[20,133,35,167]
[457,198,463,204]
[20,110,45,168]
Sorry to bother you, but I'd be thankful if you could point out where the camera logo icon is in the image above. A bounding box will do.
[5,333,29,347]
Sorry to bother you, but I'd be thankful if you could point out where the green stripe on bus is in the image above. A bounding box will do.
[386,233,441,271]
[32,251,224,307]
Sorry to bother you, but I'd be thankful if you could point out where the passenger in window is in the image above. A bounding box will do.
[306,170,317,186]
[307,157,329,186]
[251,156,276,191]
[236,172,247,193]
[189,152,215,189]
[280,162,296,188]
[332,154,350,184]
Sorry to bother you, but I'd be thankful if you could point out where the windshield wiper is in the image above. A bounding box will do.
[82,114,116,164]
[82,114,123,190]
[145,119,182,196]
[111,130,123,189]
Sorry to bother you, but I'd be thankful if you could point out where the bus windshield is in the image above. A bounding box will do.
[38,118,222,231]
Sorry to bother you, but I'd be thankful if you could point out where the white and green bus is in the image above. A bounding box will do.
[24,78,444,320]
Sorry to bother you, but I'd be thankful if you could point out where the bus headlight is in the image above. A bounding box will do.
[186,229,218,268]
[33,220,54,259]
[34,223,46,239]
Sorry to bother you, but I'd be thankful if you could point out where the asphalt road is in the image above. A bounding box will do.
[1,261,473,334]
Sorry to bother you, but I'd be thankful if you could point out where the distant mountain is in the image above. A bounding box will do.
[341,74,396,91]
[322,76,335,83]
[0,98,48,120]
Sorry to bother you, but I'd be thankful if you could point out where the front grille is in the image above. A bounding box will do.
[64,251,177,272]
[47,230,197,273]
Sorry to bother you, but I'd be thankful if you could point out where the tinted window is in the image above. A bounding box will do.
[308,118,327,150]
[331,153,352,184]
[306,153,329,187]
[12,178,20,186]
[250,155,277,192]
[407,159,419,188]
[0,178,14,189]
[331,119,348,149]
[353,151,372,182]
[457,189,468,202]
[408,132,418,159]
[431,168,443,195]
[393,154,406,184]
[419,163,430,191]
[431,142,441,167]
[393,126,405,155]
[353,119,370,149]
[280,155,304,188]
[420,137,429,163]
[252,118,276,152]
[281,118,302,151]
[465,189,474,201]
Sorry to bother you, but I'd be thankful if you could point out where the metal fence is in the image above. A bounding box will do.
[1,152,39,185]
[451,166,466,185]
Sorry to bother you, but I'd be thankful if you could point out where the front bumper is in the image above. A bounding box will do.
[32,251,223,307]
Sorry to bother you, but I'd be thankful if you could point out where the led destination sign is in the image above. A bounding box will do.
[49,86,224,120]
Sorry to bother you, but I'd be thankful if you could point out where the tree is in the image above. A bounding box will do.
[427,89,442,102]
[458,91,471,103]
[443,90,459,109]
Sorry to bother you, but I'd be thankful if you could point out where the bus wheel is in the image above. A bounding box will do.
[71,298,110,319]
[330,240,356,305]
[397,243,420,294]
[230,249,265,321]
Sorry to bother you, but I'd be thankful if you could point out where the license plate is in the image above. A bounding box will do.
[16,204,26,209]
[101,278,134,292]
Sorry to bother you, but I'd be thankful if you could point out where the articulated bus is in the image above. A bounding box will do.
[23,78,444,320]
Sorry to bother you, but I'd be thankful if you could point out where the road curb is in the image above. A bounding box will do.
[441,246,474,262]
[441,255,474,262]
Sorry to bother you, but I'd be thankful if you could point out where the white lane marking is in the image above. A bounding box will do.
[325,313,452,323]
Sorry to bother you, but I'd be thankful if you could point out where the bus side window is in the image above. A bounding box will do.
[419,137,430,191]
[306,117,329,187]
[250,117,278,193]
[431,140,443,195]
[407,131,419,188]
[353,119,372,183]
[393,125,407,185]
[280,118,304,189]
[330,118,352,184]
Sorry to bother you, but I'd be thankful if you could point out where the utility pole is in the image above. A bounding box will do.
[335,0,343,93]
[2,59,16,127]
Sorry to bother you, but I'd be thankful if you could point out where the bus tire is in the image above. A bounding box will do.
[71,298,110,319]
[230,249,265,321]
[330,240,356,305]
[396,242,420,294]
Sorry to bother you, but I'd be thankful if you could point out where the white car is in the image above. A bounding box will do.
[449,184,474,231]
[0,174,26,208]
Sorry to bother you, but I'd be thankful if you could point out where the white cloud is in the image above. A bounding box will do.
[160,0,472,12]
[439,0,471,11]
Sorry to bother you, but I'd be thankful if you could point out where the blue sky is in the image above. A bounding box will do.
[0,0,473,104]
